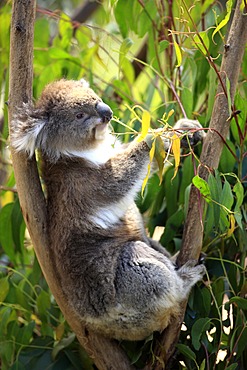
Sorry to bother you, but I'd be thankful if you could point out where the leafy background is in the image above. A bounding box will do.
[0,0,246,369]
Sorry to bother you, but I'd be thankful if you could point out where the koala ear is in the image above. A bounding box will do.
[11,103,48,157]
[79,78,90,88]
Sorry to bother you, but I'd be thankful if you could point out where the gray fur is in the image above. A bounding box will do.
[11,79,206,341]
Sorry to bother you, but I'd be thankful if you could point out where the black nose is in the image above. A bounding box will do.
[96,102,113,123]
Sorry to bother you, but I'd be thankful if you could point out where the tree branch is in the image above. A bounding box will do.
[8,1,134,369]
[147,1,247,368]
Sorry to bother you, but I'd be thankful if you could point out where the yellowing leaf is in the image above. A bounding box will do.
[55,322,65,341]
[227,214,235,238]
[167,109,175,120]
[141,139,155,196]
[212,0,232,42]
[154,136,166,184]
[1,191,14,207]
[171,133,180,180]
[31,314,42,326]
[240,0,247,11]
[137,110,151,142]
[174,40,182,67]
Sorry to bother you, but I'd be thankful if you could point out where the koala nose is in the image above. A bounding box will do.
[96,102,113,123]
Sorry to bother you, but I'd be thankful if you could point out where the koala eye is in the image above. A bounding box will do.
[76,113,85,120]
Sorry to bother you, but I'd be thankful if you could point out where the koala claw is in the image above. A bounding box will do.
[198,252,207,265]
[174,119,206,148]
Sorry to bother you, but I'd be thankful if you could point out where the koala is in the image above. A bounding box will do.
[12,79,206,341]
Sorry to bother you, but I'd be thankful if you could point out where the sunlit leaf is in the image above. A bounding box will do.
[212,0,233,42]
[49,48,72,59]
[192,175,212,203]
[171,133,180,180]
[141,139,155,196]
[227,214,235,237]
[193,31,210,55]
[119,38,133,68]
[154,136,166,184]
[174,40,182,67]
[137,110,151,142]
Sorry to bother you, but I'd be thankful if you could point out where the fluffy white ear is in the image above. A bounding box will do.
[11,104,47,157]
[79,78,90,88]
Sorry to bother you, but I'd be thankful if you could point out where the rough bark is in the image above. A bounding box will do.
[8,1,134,369]
[147,1,247,368]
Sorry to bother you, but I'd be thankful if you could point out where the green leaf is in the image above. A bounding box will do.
[164,167,180,218]
[119,38,133,63]
[37,290,51,318]
[207,173,221,228]
[49,48,71,59]
[160,209,184,246]
[58,13,73,50]
[159,40,169,54]
[137,1,157,38]
[176,344,196,360]
[235,327,247,360]
[233,181,244,209]
[0,203,15,261]
[114,0,130,38]
[220,180,233,210]
[0,277,9,301]
[191,318,211,350]
[200,359,206,370]
[212,0,233,42]
[19,321,35,346]
[52,333,76,360]
[192,175,212,203]
[181,86,193,117]
[227,296,247,310]
[225,364,238,370]
[219,140,236,173]
[193,31,210,55]
[11,198,25,255]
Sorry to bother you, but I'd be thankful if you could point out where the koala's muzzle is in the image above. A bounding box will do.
[96,102,113,123]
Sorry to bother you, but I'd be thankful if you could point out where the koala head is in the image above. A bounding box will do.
[12,79,113,160]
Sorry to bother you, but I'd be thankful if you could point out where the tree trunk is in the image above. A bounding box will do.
[8,1,134,369]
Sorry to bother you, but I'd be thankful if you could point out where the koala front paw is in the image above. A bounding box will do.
[174,118,206,148]
[177,259,206,285]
